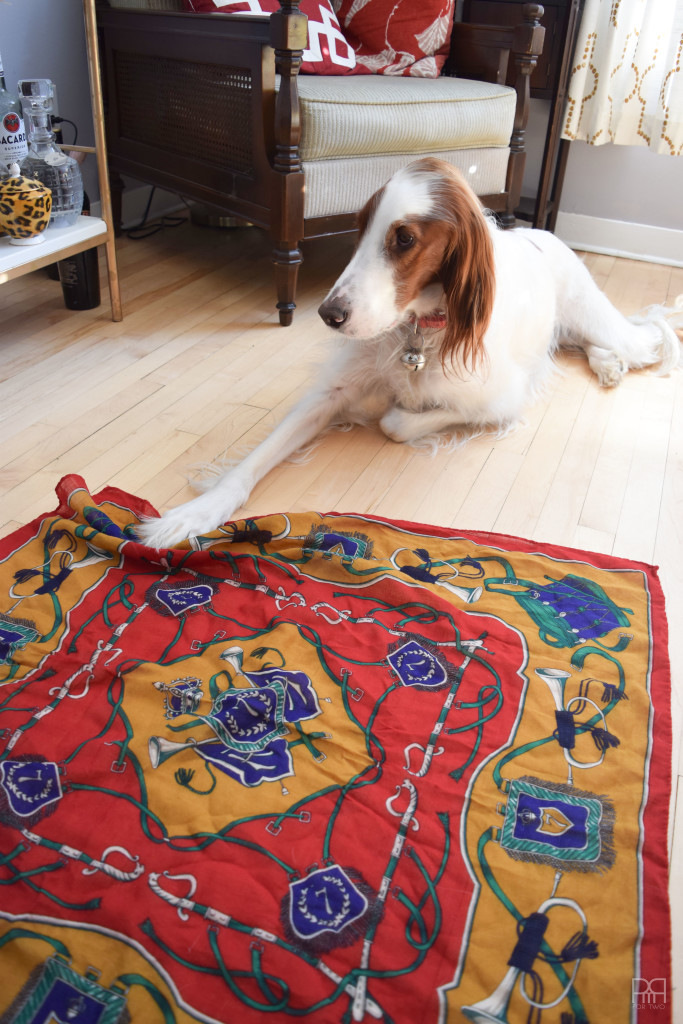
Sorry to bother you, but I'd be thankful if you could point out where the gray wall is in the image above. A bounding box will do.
[519,97,682,235]
[558,143,682,231]
[0,0,98,200]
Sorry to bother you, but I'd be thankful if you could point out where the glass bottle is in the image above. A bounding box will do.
[0,50,28,166]
[18,78,83,228]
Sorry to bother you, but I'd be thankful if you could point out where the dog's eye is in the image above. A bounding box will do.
[395,226,415,250]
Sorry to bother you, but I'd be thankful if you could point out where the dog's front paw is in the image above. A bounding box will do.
[586,346,628,388]
[137,493,236,549]
[592,355,628,388]
[380,407,419,443]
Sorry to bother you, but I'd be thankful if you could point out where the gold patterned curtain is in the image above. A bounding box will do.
[562,0,683,155]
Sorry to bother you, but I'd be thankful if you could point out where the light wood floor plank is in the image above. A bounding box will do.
[493,359,590,538]
[613,375,677,563]
[417,438,494,528]
[453,448,525,532]
[534,372,612,545]
[578,381,644,537]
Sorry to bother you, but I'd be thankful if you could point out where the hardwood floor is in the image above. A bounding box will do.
[2,215,681,1010]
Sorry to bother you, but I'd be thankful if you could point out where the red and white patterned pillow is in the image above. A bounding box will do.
[333,0,455,77]
[181,0,357,75]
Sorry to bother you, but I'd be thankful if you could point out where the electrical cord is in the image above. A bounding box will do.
[126,187,191,239]
[50,116,78,146]
[46,116,187,237]
[46,110,191,238]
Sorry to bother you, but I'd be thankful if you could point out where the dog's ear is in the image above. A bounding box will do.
[437,177,496,370]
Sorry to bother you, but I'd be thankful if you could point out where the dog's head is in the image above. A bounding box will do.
[318,157,496,368]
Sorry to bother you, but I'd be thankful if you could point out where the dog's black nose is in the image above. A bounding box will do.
[318,303,349,329]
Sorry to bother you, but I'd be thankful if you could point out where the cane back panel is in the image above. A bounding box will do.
[97,5,276,226]
[113,52,254,174]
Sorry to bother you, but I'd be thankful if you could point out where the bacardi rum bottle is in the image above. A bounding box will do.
[0,50,28,167]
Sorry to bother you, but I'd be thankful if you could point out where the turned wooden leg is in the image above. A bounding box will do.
[272,242,303,326]
[498,209,517,229]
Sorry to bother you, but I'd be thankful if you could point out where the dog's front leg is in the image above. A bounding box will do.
[379,406,464,443]
[138,387,350,548]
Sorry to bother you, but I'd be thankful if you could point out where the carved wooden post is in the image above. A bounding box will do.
[503,3,545,227]
[270,0,307,325]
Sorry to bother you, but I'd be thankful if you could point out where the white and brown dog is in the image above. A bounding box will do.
[139,157,680,548]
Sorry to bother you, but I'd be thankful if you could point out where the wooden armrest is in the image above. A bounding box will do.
[446,3,545,85]
[447,24,514,84]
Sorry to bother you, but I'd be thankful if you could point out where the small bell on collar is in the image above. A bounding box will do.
[401,317,427,371]
[401,349,427,371]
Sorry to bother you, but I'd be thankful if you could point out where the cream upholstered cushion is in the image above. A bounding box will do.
[292,75,516,219]
[296,74,516,159]
[296,75,516,160]
[302,149,511,218]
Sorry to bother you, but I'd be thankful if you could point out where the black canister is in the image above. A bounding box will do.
[57,192,101,310]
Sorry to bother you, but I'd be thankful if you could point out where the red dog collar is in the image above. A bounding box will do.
[416,311,447,331]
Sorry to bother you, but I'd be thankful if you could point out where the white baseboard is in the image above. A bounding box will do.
[555,212,683,268]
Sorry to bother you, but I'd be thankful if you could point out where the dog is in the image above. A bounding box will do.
[138,157,681,548]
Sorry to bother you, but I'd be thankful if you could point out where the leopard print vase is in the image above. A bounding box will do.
[0,168,52,244]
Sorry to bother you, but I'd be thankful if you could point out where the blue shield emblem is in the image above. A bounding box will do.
[0,615,38,663]
[202,681,289,752]
[243,667,321,723]
[304,526,372,563]
[4,955,128,1024]
[0,760,63,818]
[499,775,613,870]
[156,585,213,616]
[288,865,369,939]
[387,640,448,689]
[147,577,218,617]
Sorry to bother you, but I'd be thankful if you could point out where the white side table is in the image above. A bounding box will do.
[0,0,122,320]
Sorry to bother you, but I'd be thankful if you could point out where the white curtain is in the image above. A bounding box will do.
[561,0,683,155]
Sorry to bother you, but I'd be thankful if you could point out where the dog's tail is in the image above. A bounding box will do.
[627,293,683,375]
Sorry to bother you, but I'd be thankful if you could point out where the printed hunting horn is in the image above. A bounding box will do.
[535,666,610,778]
[148,735,215,768]
[461,895,587,1022]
